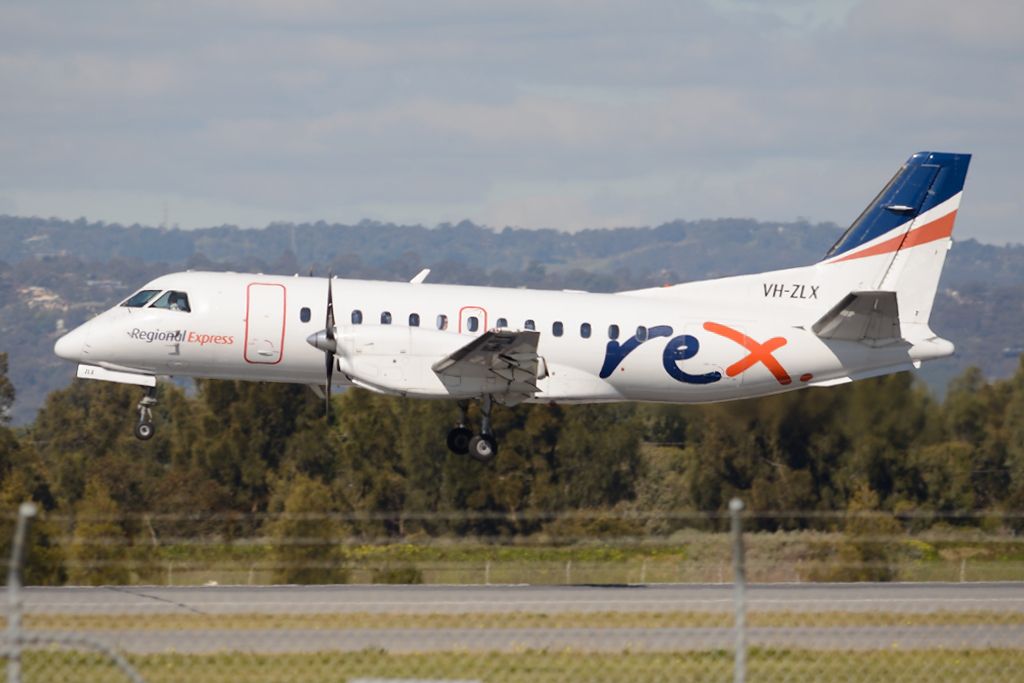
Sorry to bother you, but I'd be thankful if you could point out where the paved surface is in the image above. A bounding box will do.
[26,625,1024,654]
[23,582,1024,614]
[20,583,1024,653]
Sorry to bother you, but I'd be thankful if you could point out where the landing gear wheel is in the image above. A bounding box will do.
[446,427,473,455]
[134,386,158,441]
[468,434,498,463]
[134,421,155,441]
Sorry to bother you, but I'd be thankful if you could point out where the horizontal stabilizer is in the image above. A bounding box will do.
[811,291,901,344]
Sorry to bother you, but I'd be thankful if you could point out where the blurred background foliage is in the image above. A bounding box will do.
[1,349,1024,583]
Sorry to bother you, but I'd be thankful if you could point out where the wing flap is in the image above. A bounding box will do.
[432,330,542,404]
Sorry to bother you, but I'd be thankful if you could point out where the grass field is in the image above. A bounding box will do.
[89,529,1024,586]
[22,648,1024,683]
[18,609,1024,631]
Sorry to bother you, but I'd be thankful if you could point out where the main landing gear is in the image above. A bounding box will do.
[446,396,498,463]
[134,386,157,441]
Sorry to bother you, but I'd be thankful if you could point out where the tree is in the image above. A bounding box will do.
[0,471,65,586]
[68,479,130,585]
[0,352,14,423]
[192,380,322,514]
[552,404,643,509]
[810,485,901,582]
[267,475,347,584]
[909,441,976,513]
[1002,358,1024,516]
[31,379,191,511]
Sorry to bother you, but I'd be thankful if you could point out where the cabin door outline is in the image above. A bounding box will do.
[244,283,287,364]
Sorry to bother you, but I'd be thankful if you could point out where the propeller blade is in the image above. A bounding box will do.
[324,274,335,421]
[325,352,333,420]
[326,275,336,342]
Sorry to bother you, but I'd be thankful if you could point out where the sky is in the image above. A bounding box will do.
[1,0,1022,244]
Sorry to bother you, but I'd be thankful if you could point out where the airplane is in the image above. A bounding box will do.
[54,151,970,462]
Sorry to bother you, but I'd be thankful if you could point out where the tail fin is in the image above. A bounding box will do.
[822,151,971,325]
[617,151,970,339]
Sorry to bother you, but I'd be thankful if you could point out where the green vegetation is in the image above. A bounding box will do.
[1,347,1024,585]
[20,648,1024,683]
[17,609,1024,631]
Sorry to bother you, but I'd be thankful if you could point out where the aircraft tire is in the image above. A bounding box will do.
[468,434,498,463]
[134,421,156,441]
[446,427,473,455]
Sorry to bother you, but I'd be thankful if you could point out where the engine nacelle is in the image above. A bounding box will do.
[334,325,468,396]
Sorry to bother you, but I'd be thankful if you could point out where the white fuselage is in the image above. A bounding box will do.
[54,269,949,406]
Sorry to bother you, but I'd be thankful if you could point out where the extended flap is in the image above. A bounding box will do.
[432,330,542,402]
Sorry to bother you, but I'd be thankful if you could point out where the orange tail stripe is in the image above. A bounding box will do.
[831,210,957,263]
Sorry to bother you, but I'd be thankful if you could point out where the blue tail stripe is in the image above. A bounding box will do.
[826,152,971,259]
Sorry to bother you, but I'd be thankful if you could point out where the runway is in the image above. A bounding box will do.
[24,581,1024,613]
[21,583,1024,653]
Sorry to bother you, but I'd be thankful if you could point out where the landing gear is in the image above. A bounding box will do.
[134,421,155,441]
[446,427,472,455]
[134,386,157,441]
[468,434,497,462]
[446,401,472,455]
[446,396,498,462]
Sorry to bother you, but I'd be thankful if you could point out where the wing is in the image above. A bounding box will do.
[431,330,542,405]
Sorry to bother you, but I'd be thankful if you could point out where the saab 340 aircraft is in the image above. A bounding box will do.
[54,152,970,462]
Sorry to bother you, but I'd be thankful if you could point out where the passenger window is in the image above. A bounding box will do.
[636,325,648,341]
[437,314,448,330]
[121,289,160,308]
[524,319,536,331]
[467,316,479,332]
[352,310,363,324]
[300,307,311,323]
[581,322,591,338]
[381,311,392,324]
[150,290,191,312]
[552,321,563,337]
[608,324,620,340]
[409,313,420,327]
[496,318,508,328]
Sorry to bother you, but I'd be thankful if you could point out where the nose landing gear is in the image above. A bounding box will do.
[446,395,498,462]
[134,386,157,441]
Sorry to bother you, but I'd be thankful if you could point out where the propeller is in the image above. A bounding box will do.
[306,274,337,421]
[324,275,336,419]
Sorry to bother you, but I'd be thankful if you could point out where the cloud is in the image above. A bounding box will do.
[846,0,1024,51]
[0,0,1021,243]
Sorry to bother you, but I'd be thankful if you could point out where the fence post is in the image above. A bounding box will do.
[729,497,747,683]
[7,502,37,683]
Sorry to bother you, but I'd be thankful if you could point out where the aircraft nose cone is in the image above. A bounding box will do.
[54,326,87,361]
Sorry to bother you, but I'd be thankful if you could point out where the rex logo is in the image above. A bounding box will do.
[599,321,793,386]
[702,321,792,385]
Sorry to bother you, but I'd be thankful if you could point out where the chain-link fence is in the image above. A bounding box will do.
[4,504,1024,682]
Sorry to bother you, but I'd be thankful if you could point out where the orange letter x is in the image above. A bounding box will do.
[703,321,792,385]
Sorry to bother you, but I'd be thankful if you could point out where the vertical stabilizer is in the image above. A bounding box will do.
[822,152,971,326]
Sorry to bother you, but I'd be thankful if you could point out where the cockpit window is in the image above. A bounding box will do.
[149,290,191,312]
[121,289,160,308]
